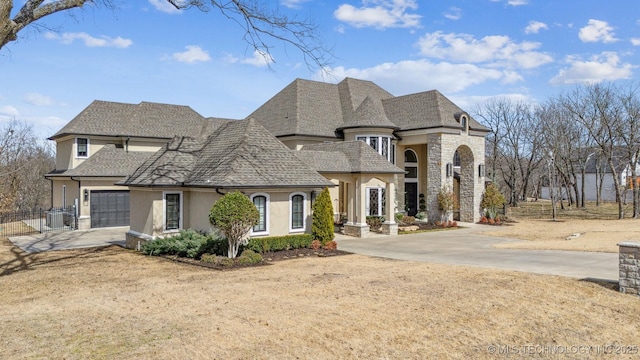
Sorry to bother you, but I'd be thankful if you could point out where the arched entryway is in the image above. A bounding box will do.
[453,145,474,222]
[404,149,418,216]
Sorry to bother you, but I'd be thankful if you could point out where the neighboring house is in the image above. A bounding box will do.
[540,150,639,203]
[47,77,488,241]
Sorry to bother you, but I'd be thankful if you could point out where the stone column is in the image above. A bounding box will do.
[618,242,640,297]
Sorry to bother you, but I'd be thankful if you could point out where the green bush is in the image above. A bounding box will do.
[141,229,227,259]
[395,213,404,223]
[246,234,313,253]
[366,216,384,228]
[312,187,334,244]
[209,190,259,259]
[237,249,263,265]
[481,183,506,219]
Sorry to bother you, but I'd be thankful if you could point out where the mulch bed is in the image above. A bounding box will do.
[158,248,352,271]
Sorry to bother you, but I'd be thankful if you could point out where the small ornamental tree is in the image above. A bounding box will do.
[481,183,506,219]
[437,185,455,224]
[209,191,259,259]
[312,187,334,244]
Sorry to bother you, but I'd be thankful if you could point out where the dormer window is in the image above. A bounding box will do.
[76,138,88,158]
[461,116,468,132]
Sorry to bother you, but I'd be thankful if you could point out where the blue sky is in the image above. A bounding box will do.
[1,0,639,140]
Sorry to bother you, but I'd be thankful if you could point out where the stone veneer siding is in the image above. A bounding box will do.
[619,242,640,297]
[126,232,151,251]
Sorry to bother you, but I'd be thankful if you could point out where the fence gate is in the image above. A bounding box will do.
[0,206,78,238]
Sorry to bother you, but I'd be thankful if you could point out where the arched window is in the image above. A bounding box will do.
[454,150,461,167]
[290,192,306,232]
[251,193,269,235]
[404,149,417,163]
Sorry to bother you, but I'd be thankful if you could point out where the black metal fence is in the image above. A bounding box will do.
[0,206,77,238]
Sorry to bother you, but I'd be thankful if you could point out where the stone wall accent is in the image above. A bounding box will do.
[380,222,398,236]
[125,231,151,251]
[344,224,370,238]
[619,242,640,297]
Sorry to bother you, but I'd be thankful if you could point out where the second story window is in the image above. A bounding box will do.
[356,135,395,163]
[77,138,88,158]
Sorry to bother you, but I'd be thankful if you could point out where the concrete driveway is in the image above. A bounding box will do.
[336,223,619,281]
[9,227,127,253]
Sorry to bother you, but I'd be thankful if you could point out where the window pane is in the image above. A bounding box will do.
[77,138,88,157]
[369,136,378,151]
[454,151,461,167]
[406,166,418,178]
[381,137,389,158]
[165,193,180,230]
[368,188,379,216]
[291,195,304,229]
[391,144,396,164]
[356,136,367,142]
[253,196,266,232]
[405,149,417,163]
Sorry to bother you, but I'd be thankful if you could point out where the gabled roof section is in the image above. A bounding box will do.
[338,96,399,131]
[247,79,342,138]
[297,141,404,174]
[122,118,334,188]
[46,144,153,178]
[49,100,214,140]
[382,90,489,132]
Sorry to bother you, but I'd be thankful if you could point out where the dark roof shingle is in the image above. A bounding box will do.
[46,144,153,177]
[122,119,334,188]
[297,141,404,174]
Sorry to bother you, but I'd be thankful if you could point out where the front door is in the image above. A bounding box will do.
[453,177,461,221]
[405,183,418,216]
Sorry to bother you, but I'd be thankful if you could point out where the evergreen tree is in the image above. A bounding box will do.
[312,187,334,244]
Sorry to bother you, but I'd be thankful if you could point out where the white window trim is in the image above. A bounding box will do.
[163,191,183,233]
[405,149,418,183]
[250,193,269,236]
[356,135,393,163]
[365,187,384,217]
[75,137,89,159]
[289,192,307,233]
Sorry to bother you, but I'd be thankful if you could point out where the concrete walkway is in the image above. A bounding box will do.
[335,223,619,281]
[9,227,127,253]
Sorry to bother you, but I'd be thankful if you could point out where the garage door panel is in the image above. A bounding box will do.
[90,190,130,228]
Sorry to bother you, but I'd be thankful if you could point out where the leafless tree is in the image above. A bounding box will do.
[560,83,627,219]
[0,120,55,212]
[474,98,543,206]
[0,0,330,70]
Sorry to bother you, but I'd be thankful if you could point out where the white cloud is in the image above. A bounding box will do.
[417,31,553,69]
[525,21,548,34]
[45,32,133,48]
[507,0,528,5]
[444,7,462,20]
[240,50,274,67]
[631,38,640,46]
[170,46,211,63]
[579,19,618,43]
[281,0,309,9]
[334,0,421,29]
[24,93,54,106]
[318,60,507,94]
[148,0,181,14]
[550,52,634,85]
[0,105,19,117]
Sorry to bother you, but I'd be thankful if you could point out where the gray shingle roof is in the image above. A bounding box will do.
[297,141,404,174]
[49,100,221,140]
[382,90,489,132]
[248,78,488,138]
[122,119,334,188]
[46,144,153,177]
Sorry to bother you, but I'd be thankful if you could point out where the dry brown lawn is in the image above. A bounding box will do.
[482,201,640,253]
[1,237,639,359]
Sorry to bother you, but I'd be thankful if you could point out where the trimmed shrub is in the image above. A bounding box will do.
[209,191,259,259]
[366,216,384,229]
[246,234,313,253]
[481,183,506,220]
[395,213,404,223]
[141,229,226,259]
[200,253,218,263]
[310,240,322,250]
[401,215,415,225]
[312,187,334,244]
[238,249,263,265]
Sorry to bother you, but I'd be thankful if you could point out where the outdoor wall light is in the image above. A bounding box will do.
[84,189,89,202]
[446,163,453,177]
[479,164,486,178]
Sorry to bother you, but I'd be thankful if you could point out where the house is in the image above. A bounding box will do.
[46,77,488,242]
